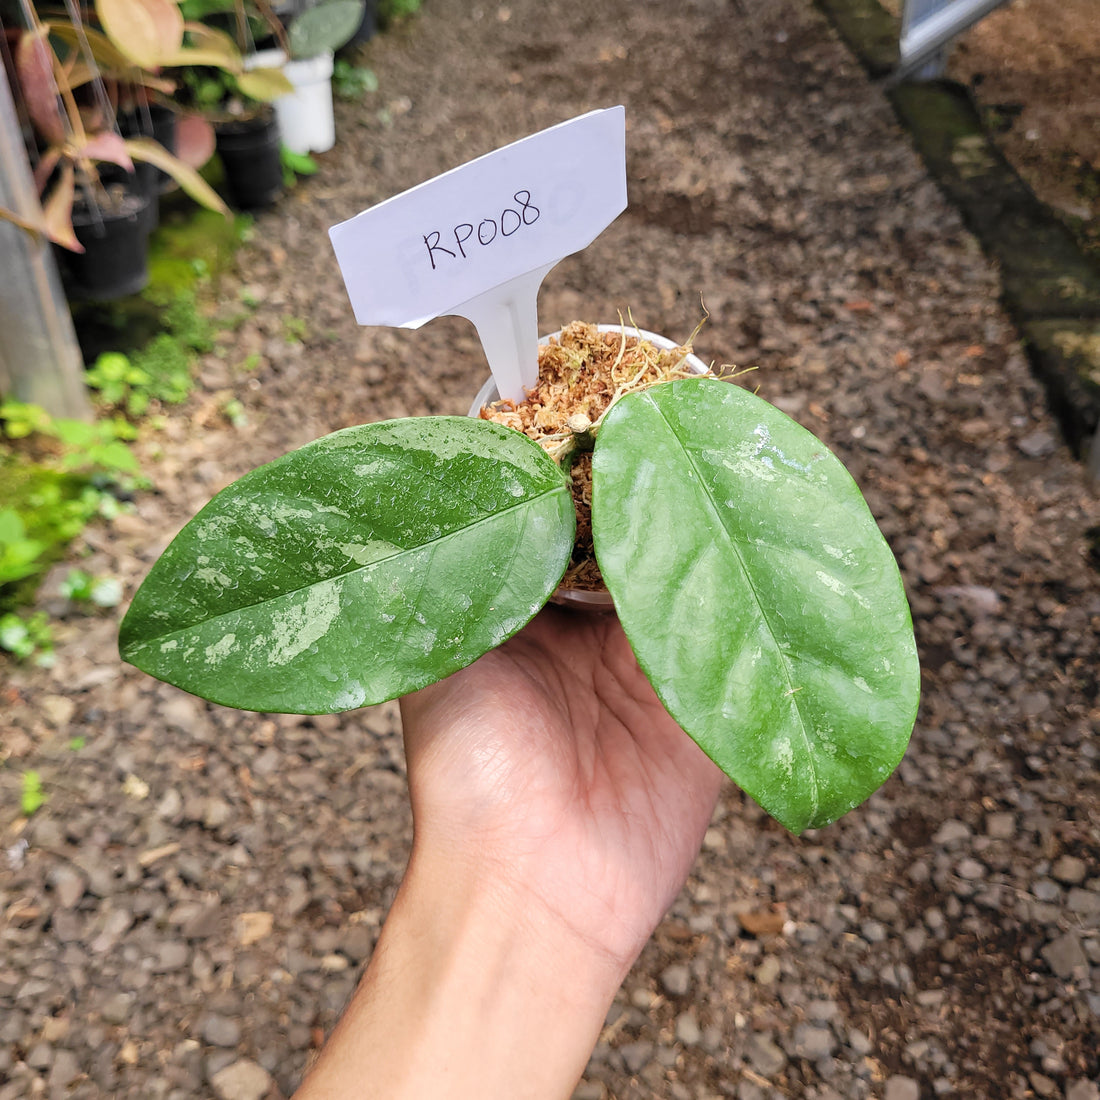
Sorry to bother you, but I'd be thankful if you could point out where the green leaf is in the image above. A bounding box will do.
[21,770,46,816]
[592,379,920,834]
[120,417,574,713]
[288,0,364,57]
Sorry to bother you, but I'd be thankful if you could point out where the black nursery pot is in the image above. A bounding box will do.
[215,113,284,210]
[342,0,377,49]
[120,104,179,194]
[59,191,152,301]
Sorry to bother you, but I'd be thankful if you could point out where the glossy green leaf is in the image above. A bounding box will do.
[592,379,920,834]
[120,417,574,713]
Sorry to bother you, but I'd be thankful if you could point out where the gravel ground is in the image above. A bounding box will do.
[2,0,1099,1097]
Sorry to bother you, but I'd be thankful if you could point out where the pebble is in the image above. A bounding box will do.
[617,1040,653,1074]
[1067,1082,1100,1100]
[1041,933,1089,978]
[675,1011,702,1045]
[792,1023,836,1060]
[754,956,781,985]
[884,1076,920,1100]
[1051,855,1088,885]
[201,1013,242,1048]
[210,1058,273,1100]
[746,1034,787,1077]
[660,964,691,997]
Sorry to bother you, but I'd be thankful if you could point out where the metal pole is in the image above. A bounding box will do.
[0,60,90,420]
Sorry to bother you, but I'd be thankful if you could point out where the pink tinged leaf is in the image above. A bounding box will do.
[43,162,83,252]
[15,29,66,145]
[81,131,136,172]
[175,115,215,170]
[33,147,63,194]
[124,137,228,216]
[95,0,184,68]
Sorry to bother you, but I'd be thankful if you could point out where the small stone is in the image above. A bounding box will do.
[155,941,190,972]
[1041,932,1088,978]
[956,858,985,881]
[746,1033,787,1077]
[182,902,222,940]
[157,788,183,821]
[1067,1081,1100,1100]
[985,812,1015,839]
[201,1014,242,1048]
[100,992,134,1025]
[617,1040,653,1074]
[932,820,971,846]
[47,1048,81,1089]
[1051,855,1088,885]
[210,1058,272,1100]
[1028,1072,1057,1098]
[884,1076,920,1100]
[202,798,233,830]
[1067,888,1100,917]
[848,1029,872,1055]
[50,866,87,909]
[26,1041,52,1069]
[754,956,781,985]
[792,1023,836,1060]
[675,1012,702,1045]
[1017,429,1057,457]
[659,964,691,997]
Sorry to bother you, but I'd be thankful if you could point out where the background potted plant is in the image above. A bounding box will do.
[245,0,365,154]
[118,321,920,835]
[0,11,230,298]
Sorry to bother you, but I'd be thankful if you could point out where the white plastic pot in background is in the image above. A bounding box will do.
[247,49,336,155]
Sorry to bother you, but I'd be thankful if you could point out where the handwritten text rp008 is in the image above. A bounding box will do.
[423,191,540,271]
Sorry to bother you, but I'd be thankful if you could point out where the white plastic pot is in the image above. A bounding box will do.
[470,323,708,610]
[247,48,335,155]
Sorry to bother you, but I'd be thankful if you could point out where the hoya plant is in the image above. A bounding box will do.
[119,325,920,834]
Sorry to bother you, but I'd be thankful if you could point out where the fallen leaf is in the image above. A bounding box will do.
[737,905,787,936]
[121,773,150,801]
[138,842,181,867]
[236,910,273,946]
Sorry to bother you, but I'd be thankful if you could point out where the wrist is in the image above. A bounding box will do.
[296,837,628,1100]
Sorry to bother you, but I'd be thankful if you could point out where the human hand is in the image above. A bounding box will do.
[399,604,724,969]
[295,607,723,1100]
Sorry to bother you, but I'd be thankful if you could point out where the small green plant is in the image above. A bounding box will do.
[0,402,141,611]
[282,316,309,344]
[1,612,54,666]
[281,146,319,188]
[60,568,124,608]
[0,509,48,587]
[69,736,87,751]
[20,770,46,816]
[221,399,248,428]
[333,58,378,100]
[86,353,155,417]
[378,0,422,25]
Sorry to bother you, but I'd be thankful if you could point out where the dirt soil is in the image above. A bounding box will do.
[2,0,1099,1098]
[947,0,1100,255]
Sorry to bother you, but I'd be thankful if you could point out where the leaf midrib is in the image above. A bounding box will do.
[123,483,571,653]
[645,389,821,820]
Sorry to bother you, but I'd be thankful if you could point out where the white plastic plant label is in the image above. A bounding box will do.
[328,106,627,402]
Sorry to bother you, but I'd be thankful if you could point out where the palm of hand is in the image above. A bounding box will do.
[399,607,723,965]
